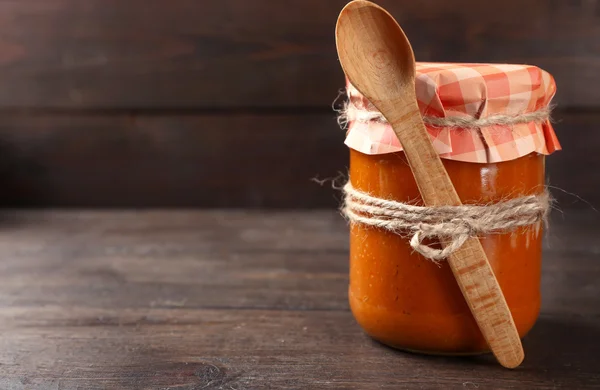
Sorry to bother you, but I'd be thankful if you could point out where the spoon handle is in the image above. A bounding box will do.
[384,97,525,369]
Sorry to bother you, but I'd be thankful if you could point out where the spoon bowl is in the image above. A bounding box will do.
[336,1,415,108]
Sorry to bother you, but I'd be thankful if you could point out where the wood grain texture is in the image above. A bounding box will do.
[545,111,600,210]
[0,113,346,208]
[0,210,598,388]
[0,111,595,209]
[0,210,349,310]
[0,0,596,108]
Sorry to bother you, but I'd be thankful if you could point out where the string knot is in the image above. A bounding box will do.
[342,182,550,262]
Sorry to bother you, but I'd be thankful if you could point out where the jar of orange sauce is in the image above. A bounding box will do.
[342,63,560,354]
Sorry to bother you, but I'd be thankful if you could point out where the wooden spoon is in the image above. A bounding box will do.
[335,0,524,369]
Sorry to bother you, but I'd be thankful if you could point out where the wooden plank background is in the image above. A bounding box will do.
[0,0,598,208]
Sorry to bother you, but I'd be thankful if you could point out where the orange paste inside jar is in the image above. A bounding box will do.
[349,149,545,354]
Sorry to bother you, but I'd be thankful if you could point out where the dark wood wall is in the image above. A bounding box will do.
[0,0,598,208]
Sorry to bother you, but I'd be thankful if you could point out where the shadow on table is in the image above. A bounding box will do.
[367,315,600,386]
[523,315,600,372]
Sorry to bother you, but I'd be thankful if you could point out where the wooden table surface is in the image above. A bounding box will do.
[0,210,598,389]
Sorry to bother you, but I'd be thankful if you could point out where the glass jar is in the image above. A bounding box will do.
[343,62,559,355]
[349,149,545,354]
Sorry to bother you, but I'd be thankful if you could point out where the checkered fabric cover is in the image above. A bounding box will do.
[344,62,561,163]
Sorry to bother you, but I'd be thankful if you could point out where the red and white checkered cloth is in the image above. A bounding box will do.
[344,62,561,163]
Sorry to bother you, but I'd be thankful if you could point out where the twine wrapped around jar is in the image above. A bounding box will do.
[342,182,550,262]
[338,63,558,262]
[339,99,552,129]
